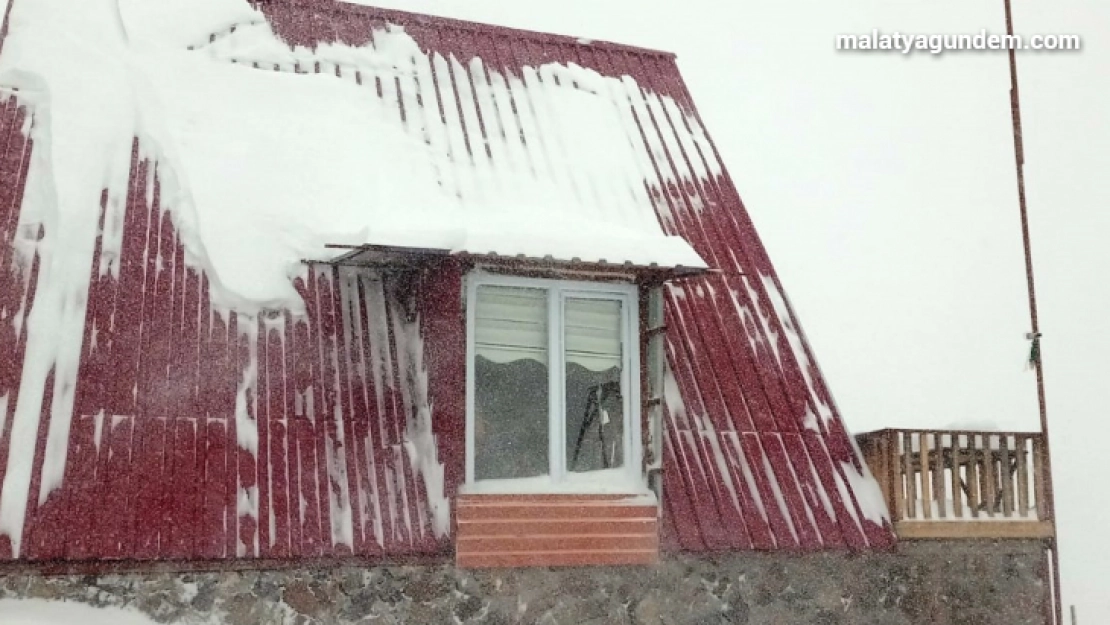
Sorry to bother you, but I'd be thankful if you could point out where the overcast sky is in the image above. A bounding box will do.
[358,0,1105,615]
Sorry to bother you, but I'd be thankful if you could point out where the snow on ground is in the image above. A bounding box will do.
[0,598,165,625]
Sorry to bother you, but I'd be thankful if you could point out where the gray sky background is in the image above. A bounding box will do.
[357,0,1106,615]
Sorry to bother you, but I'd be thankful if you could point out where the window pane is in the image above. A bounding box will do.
[564,298,624,473]
[473,285,549,481]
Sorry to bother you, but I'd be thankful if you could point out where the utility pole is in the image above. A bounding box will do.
[1000,1,1062,624]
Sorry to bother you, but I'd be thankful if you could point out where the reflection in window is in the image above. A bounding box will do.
[473,285,549,480]
[565,298,624,473]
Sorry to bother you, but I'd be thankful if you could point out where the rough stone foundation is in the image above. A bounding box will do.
[0,540,1047,624]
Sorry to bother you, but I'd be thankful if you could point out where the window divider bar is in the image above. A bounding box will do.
[548,287,563,482]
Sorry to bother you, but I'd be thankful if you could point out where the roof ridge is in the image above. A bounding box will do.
[257,0,677,60]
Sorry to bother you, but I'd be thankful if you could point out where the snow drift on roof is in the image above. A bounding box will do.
[1,0,706,311]
[0,0,897,558]
[0,0,714,556]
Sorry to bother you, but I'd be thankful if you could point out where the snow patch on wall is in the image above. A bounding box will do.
[740,276,783,369]
[760,443,799,544]
[663,366,742,517]
[393,304,450,538]
[0,0,158,555]
[233,317,259,455]
[661,364,688,429]
[728,287,764,358]
[808,458,837,522]
[728,434,772,540]
[664,285,696,359]
[832,469,860,529]
[773,446,822,547]
[757,273,889,531]
[759,274,835,425]
[661,363,717,508]
[652,91,721,201]
[801,408,820,433]
[839,460,890,526]
[92,411,105,451]
[235,485,259,558]
[8,229,35,340]
[325,399,354,550]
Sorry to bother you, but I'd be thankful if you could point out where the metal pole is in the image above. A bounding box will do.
[1001,1,1062,624]
[1071,605,1077,625]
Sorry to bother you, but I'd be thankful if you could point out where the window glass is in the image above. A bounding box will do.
[564,298,624,473]
[473,285,549,480]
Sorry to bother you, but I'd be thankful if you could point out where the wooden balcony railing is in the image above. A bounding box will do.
[856,428,1055,539]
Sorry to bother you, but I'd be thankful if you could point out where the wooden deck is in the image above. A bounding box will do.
[856,429,1055,540]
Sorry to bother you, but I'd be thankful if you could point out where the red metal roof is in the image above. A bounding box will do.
[0,1,894,562]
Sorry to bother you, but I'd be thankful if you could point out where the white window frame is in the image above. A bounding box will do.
[463,270,645,494]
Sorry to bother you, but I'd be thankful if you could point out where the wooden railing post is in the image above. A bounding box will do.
[933,433,946,519]
[951,434,964,518]
[982,435,997,518]
[920,433,933,520]
[903,431,917,520]
[1015,435,1030,518]
[1033,434,1049,521]
[889,431,903,523]
[1000,435,1015,517]
[967,433,980,518]
[876,431,892,519]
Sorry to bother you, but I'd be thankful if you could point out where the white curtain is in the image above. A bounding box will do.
[474,285,548,363]
[564,298,622,372]
[475,286,622,371]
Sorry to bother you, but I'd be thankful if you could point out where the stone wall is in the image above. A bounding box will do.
[0,540,1048,624]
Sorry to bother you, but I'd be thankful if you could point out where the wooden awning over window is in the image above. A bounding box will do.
[322,243,710,283]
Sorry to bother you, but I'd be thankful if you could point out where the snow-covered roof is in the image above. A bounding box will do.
[0,0,706,313]
[0,0,896,559]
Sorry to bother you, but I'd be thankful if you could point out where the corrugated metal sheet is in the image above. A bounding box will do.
[264,0,895,552]
[5,142,457,560]
[0,93,38,559]
[258,0,892,551]
[0,0,895,562]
